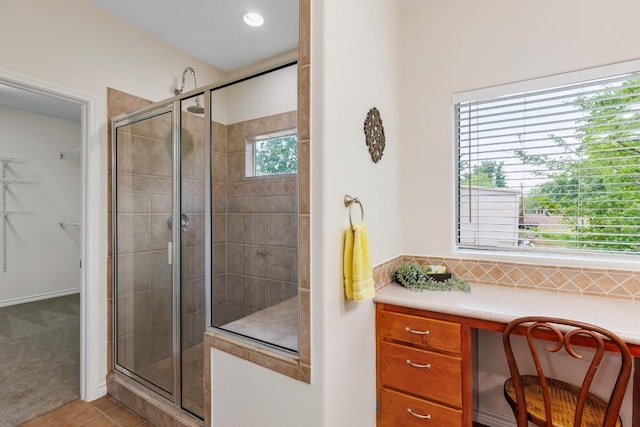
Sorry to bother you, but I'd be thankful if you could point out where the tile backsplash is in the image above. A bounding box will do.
[374,255,640,300]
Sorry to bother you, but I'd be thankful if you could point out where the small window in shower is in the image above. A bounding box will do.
[245,130,298,177]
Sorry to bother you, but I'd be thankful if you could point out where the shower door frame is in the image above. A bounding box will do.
[111,92,211,416]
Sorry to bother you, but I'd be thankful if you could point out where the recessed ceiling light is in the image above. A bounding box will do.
[242,12,264,27]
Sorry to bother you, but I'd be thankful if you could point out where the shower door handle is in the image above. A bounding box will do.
[167,214,189,232]
[168,241,173,265]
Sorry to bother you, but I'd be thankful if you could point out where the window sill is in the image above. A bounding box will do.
[455,248,640,273]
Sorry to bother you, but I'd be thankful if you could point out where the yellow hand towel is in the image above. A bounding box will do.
[343,227,354,300]
[343,223,375,301]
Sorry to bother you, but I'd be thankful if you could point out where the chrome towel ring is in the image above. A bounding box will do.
[344,194,364,227]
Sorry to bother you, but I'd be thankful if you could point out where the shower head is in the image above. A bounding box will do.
[175,66,205,114]
[187,98,205,114]
[187,106,205,114]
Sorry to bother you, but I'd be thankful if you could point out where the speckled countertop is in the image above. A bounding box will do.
[374,283,640,346]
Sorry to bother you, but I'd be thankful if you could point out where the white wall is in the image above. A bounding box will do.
[1,1,225,105]
[213,63,298,125]
[0,0,225,399]
[398,1,640,424]
[210,350,322,426]
[317,0,402,425]
[0,107,81,305]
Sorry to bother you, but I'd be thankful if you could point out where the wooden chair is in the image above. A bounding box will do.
[502,316,632,427]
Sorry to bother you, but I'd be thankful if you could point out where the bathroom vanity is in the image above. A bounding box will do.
[374,283,640,427]
[377,303,470,426]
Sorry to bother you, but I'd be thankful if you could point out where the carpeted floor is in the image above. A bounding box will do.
[0,294,80,426]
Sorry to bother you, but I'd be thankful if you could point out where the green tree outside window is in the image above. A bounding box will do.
[254,134,298,176]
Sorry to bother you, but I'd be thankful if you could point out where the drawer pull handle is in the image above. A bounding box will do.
[407,408,432,419]
[406,359,431,369]
[405,326,430,336]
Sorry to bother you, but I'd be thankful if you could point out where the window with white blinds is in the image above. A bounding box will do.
[456,70,640,256]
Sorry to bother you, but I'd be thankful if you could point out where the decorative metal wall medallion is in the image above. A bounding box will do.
[364,107,385,163]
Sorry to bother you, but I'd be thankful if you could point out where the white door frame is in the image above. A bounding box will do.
[0,66,102,401]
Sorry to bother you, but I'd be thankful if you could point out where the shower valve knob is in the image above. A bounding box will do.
[167,214,189,232]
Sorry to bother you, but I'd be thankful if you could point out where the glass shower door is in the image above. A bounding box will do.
[114,109,175,396]
[179,95,207,418]
[114,96,208,419]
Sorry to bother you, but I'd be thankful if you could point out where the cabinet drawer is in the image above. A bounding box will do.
[379,341,462,407]
[379,387,462,427]
[378,310,461,354]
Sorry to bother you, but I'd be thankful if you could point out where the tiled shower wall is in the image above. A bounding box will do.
[213,110,299,326]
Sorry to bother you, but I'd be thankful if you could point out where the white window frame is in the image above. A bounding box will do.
[452,59,640,269]
[245,128,298,178]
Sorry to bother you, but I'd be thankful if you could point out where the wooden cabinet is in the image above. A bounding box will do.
[376,304,474,427]
[380,388,462,427]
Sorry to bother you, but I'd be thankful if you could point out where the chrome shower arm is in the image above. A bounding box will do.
[174,66,199,95]
[174,66,204,114]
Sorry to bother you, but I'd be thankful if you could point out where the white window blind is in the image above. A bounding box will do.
[456,71,640,255]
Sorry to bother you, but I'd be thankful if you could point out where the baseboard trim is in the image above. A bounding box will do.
[475,408,515,427]
[0,287,81,307]
[96,381,107,399]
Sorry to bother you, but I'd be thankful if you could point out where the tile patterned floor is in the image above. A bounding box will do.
[20,396,153,427]
[24,396,492,427]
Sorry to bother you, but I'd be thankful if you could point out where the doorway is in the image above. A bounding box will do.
[0,68,99,418]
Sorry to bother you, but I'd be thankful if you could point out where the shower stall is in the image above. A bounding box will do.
[112,91,209,419]
[111,63,299,422]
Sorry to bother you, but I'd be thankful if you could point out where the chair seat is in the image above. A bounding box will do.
[504,375,622,427]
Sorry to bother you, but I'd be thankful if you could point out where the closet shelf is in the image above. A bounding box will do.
[58,222,81,229]
[0,178,37,185]
[1,155,35,272]
[0,156,27,164]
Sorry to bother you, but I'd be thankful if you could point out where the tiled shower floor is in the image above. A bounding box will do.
[222,297,298,351]
[136,343,204,417]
